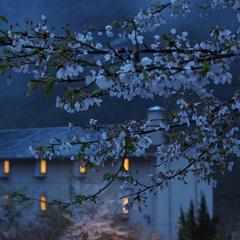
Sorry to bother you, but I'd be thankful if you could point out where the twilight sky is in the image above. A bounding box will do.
[0,0,237,129]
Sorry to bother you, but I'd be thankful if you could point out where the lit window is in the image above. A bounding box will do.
[122,197,129,214]
[3,160,10,175]
[80,166,87,174]
[123,158,129,172]
[40,159,47,175]
[40,194,47,211]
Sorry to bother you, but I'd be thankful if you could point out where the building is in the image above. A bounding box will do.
[0,107,213,240]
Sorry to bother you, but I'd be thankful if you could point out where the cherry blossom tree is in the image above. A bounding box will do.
[1,0,240,206]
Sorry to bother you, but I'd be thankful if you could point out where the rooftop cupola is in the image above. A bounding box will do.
[147,106,165,145]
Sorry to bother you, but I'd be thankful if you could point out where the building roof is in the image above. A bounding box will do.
[0,127,81,159]
[0,127,157,159]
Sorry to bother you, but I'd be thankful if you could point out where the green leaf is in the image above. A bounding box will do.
[212,118,221,125]
[86,161,98,170]
[9,187,27,199]
[0,16,8,24]
[91,88,102,97]
[37,145,48,154]
[202,61,211,72]
[9,191,20,199]
[111,21,119,29]
[201,61,211,77]
[91,196,97,204]
[125,138,136,153]
[27,81,42,93]
[103,173,115,181]
[0,61,18,74]
[43,79,55,97]
[75,194,87,204]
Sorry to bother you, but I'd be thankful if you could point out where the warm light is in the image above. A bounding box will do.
[80,166,87,174]
[122,197,129,214]
[40,194,47,211]
[3,160,10,175]
[40,159,47,174]
[123,158,129,172]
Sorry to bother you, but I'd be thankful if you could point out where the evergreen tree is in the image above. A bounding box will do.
[178,208,187,240]
[186,201,196,240]
[195,195,217,240]
[178,195,225,240]
[178,202,197,240]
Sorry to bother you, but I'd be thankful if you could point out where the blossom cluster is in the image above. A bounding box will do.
[0,0,240,201]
